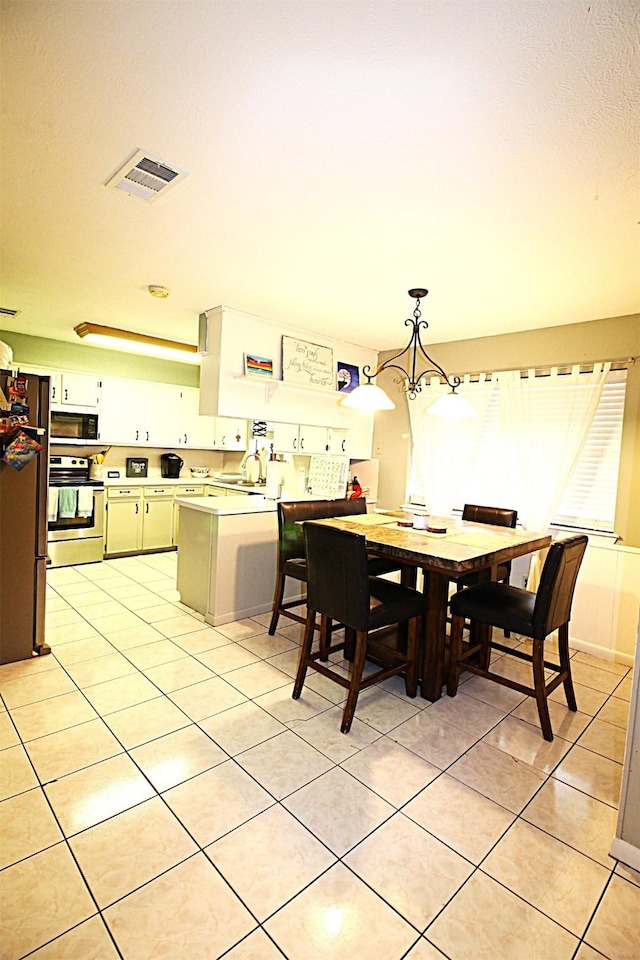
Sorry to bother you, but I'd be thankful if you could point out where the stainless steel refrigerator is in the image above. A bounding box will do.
[0,370,51,664]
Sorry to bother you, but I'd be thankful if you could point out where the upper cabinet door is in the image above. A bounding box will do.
[55,372,100,409]
[327,428,349,456]
[178,387,215,448]
[298,424,329,455]
[98,377,141,443]
[98,377,181,446]
[271,422,300,454]
[213,416,247,450]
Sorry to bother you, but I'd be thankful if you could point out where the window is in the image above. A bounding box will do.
[553,370,626,531]
[408,368,626,533]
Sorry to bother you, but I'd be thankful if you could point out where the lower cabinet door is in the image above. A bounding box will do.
[142,498,174,551]
[105,499,143,554]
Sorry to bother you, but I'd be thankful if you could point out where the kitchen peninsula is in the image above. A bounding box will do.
[175,495,301,626]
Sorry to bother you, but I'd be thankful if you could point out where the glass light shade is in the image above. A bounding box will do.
[340,382,396,411]
[426,390,477,421]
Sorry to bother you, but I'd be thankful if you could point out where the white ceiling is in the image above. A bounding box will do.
[1,0,639,354]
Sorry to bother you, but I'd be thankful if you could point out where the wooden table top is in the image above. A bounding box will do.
[307,513,552,576]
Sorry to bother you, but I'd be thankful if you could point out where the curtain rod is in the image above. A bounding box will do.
[449,357,636,382]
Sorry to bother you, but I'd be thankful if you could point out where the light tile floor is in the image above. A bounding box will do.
[1,551,638,960]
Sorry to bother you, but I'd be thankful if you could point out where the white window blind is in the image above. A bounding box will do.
[408,368,626,533]
[553,369,626,531]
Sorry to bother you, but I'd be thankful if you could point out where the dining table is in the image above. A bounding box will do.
[305,512,552,701]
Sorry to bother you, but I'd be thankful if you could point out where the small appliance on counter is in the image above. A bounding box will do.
[160,452,184,478]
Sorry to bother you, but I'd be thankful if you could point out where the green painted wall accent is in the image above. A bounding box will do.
[0,330,200,386]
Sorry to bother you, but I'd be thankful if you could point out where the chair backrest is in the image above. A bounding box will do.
[462,504,518,528]
[277,497,366,566]
[532,534,588,638]
[304,522,370,632]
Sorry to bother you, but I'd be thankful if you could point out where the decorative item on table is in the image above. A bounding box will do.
[348,475,363,499]
[2,429,42,471]
[336,362,360,393]
[244,354,273,378]
[126,456,148,478]
[281,336,333,390]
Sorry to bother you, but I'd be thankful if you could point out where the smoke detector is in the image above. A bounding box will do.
[105,149,189,203]
[148,285,170,299]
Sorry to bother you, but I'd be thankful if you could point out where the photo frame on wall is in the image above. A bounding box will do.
[244,354,273,378]
[336,362,360,393]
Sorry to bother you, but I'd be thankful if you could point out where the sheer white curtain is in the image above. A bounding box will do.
[495,363,610,587]
[408,375,494,518]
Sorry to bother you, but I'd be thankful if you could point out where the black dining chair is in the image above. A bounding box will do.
[268,498,401,636]
[292,522,423,733]
[449,504,518,636]
[447,534,588,741]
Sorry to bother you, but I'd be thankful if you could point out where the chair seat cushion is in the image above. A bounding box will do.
[450,581,536,637]
[283,558,307,582]
[454,563,510,588]
[367,557,401,576]
[368,577,424,631]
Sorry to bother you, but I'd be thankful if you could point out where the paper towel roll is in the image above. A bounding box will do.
[265,462,282,499]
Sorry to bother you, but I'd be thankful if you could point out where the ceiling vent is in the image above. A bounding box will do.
[0,307,20,318]
[105,149,189,203]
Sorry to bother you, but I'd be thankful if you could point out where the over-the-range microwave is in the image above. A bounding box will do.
[50,409,99,443]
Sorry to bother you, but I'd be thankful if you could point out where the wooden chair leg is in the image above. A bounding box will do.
[447,614,465,697]
[341,630,368,733]
[477,622,492,671]
[404,618,418,698]
[292,609,316,699]
[268,571,286,635]
[532,637,553,741]
[557,623,577,711]
[318,615,331,661]
[343,626,356,662]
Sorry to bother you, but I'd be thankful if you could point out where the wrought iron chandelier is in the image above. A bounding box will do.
[341,288,474,417]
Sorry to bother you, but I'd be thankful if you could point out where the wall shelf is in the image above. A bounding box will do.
[234,375,345,398]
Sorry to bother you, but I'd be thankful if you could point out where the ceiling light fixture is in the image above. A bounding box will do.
[74,322,199,364]
[148,284,170,298]
[341,288,476,418]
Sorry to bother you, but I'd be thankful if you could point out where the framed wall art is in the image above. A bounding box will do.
[336,362,360,393]
[281,336,333,390]
[244,354,273,378]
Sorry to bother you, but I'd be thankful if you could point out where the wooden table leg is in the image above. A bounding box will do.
[420,569,449,701]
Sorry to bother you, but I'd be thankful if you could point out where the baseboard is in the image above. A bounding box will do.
[609,836,640,872]
[570,635,635,668]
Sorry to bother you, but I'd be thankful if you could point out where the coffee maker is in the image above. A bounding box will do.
[160,453,184,478]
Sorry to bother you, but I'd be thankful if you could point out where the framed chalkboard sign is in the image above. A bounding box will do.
[281,336,333,390]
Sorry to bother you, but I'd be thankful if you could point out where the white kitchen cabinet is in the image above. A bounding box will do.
[22,367,100,409]
[298,424,329,455]
[178,387,215,449]
[270,423,350,457]
[105,488,143,554]
[99,377,181,447]
[213,416,247,450]
[172,484,205,544]
[327,428,349,456]
[142,487,174,551]
[271,422,300,454]
[55,372,100,409]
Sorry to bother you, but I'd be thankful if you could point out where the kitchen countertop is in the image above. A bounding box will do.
[174,495,278,515]
[102,475,267,493]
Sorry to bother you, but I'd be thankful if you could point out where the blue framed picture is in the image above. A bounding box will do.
[336,362,360,393]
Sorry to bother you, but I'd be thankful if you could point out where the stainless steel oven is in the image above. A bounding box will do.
[48,456,104,567]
